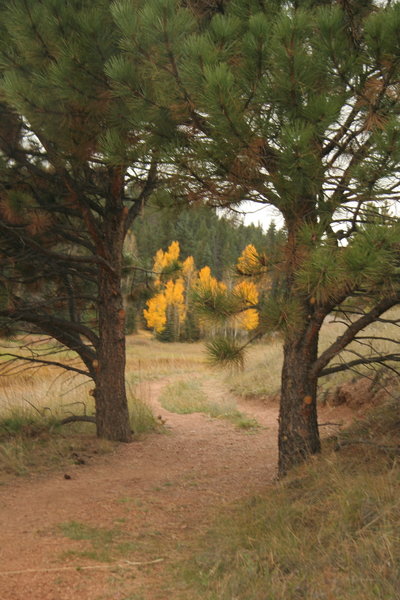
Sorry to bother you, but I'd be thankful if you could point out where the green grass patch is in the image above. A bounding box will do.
[127,389,158,435]
[159,380,258,429]
[180,399,400,600]
[59,521,130,563]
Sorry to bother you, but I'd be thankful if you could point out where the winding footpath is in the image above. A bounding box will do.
[0,377,279,600]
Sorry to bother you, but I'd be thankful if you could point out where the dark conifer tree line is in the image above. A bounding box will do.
[132,204,284,278]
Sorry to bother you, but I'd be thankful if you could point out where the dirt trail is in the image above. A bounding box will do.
[0,376,346,600]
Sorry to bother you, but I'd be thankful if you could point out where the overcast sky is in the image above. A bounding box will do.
[241,201,284,231]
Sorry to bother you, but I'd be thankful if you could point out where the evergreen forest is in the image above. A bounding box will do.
[132,204,283,279]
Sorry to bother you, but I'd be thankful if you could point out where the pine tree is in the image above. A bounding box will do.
[0,0,169,441]
[112,0,400,474]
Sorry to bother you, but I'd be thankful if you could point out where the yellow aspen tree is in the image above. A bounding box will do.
[182,255,195,316]
[237,309,259,331]
[144,242,196,339]
[165,278,186,339]
[237,244,260,275]
[182,255,195,284]
[197,266,227,294]
[192,261,261,336]
[143,293,167,333]
[164,278,187,322]
[192,267,229,335]
[153,240,181,286]
[237,244,272,295]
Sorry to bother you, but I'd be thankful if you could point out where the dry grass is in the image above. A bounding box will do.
[1,328,399,596]
[317,311,400,399]
[0,313,397,478]
[227,309,400,402]
[0,332,207,477]
[126,331,206,385]
[181,398,400,600]
[226,336,283,399]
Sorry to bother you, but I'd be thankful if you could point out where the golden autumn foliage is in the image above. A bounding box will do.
[237,244,260,275]
[232,280,259,331]
[233,280,259,306]
[193,267,259,332]
[144,242,261,337]
[143,292,167,333]
[164,278,187,322]
[144,278,187,334]
[144,242,192,336]
[153,240,181,286]
[236,244,270,280]
[237,308,259,330]
[182,255,195,280]
[196,266,227,294]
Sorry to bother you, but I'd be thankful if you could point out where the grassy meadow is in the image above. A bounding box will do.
[228,312,400,403]
[0,331,213,478]
[0,314,399,478]
[0,319,399,599]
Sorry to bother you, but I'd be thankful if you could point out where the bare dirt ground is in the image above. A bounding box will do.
[0,376,352,600]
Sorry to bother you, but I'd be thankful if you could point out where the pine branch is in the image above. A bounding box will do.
[319,353,400,377]
[0,307,99,353]
[162,22,209,136]
[205,337,245,368]
[0,225,109,270]
[335,439,400,454]
[60,415,96,425]
[126,156,158,231]
[311,294,400,378]
[354,335,400,345]
[0,352,90,377]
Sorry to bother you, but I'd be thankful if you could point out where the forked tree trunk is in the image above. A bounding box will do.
[278,329,321,477]
[94,204,132,443]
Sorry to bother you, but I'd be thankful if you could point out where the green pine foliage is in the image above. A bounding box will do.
[205,336,246,369]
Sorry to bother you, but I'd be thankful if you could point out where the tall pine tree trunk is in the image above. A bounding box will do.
[94,201,132,443]
[278,326,320,476]
[277,221,321,476]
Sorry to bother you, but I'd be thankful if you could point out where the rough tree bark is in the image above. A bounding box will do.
[94,190,132,443]
[279,327,320,476]
[96,264,132,442]
[277,223,324,476]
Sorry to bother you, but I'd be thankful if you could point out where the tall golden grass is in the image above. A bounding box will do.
[228,309,400,400]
